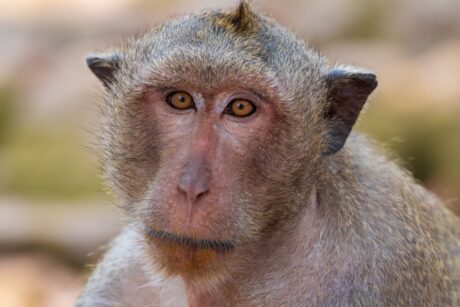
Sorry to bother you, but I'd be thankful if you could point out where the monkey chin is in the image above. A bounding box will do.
[145,226,235,280]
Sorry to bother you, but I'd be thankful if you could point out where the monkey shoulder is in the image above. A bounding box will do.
[321,133,459,305]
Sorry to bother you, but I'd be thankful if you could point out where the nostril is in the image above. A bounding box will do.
[195,188,209,201]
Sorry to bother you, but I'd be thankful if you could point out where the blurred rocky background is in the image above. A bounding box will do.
[0,0,459,306]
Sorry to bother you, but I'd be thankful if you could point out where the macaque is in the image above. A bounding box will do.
[76,2,459,306]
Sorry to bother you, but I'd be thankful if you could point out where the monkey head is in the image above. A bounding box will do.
[86,2,377,282]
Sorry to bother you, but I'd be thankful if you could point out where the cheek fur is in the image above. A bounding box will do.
[102,103,164,203]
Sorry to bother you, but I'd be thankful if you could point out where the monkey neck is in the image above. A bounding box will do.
[184,188,322,306]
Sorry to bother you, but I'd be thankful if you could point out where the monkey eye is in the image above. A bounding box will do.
[166,91,195,110]
[225,99,256,117]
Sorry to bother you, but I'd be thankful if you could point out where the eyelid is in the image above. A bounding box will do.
[226,90,266,108]
[233,89,265,101]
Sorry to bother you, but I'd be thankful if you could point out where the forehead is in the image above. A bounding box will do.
[119,12,282,94]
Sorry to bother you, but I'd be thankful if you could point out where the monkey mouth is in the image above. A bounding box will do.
[146,227,235,253]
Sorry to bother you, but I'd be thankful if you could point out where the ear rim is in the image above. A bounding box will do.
[323,67,378,155]
[85,52,122,89]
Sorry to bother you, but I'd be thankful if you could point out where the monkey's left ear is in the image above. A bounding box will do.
[323,67,378,155]
[86,53,122,89]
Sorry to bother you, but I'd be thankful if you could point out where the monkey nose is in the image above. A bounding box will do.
[178,169,210,204]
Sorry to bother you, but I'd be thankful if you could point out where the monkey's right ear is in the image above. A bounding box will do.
[86,53,121,88]
[323,67,378,155]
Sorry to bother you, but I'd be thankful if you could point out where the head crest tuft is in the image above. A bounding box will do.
[215,1,256,33]
[232,1,253,29]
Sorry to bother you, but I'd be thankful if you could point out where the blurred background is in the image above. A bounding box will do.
[0,0,459,306]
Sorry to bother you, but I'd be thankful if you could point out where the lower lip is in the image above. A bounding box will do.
[145,226,235,253]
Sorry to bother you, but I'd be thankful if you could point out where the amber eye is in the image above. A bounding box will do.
[226,99,256,117]
[166,91,194,110]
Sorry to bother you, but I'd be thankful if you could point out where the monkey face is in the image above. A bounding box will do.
[96,45,321,278]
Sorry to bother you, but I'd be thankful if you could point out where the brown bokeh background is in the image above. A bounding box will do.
[0,1,459,306]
